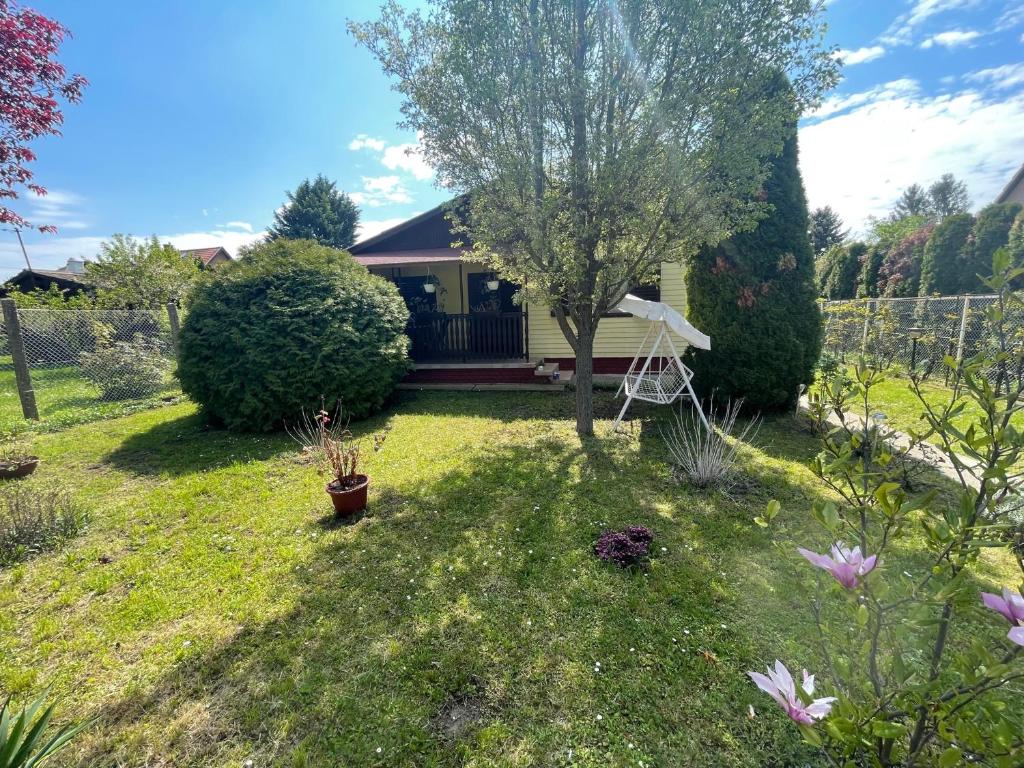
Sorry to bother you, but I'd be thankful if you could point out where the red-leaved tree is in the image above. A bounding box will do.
[0,0,85,232]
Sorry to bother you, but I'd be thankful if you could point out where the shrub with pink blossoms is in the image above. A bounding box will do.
[752,257,1024,765]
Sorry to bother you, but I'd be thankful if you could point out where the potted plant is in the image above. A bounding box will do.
[288,403,387,516]
[0,433,39,480]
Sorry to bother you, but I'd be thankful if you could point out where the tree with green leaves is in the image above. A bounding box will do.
[818,242,865,299]
[267,175,360,250]
[891,183,931,220]
[686,132,820,410]
[84,234,200,309]
[809,206,846,255]
[857,214,929,297]
[351,0,837,435]
[877,223,934,297]
[960,202,1022,293]
[918,212,973,295]
[928,173,971,219]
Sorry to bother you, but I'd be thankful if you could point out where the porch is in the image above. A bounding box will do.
[356,249,527,364]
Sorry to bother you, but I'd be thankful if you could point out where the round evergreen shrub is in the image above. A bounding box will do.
[178,239,410,431]
[685,131,821,411]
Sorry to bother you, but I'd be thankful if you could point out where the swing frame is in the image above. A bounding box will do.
[611,320,710,432]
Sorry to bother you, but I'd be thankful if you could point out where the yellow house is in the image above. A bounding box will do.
[349,201,688,387]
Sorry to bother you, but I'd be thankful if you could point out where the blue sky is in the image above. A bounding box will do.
[1,0,1022,278]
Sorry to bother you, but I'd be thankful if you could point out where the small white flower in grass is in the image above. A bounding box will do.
[528,549,533,554]
[660,547,667,552]
[720,624,727,629]
[629,647,635,652]
[526,619,532,626]
[596,714,603,721]
[683,629,690,635]
[376,747,382,754]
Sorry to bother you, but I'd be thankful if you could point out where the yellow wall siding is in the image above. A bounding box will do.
[525,261,688,359]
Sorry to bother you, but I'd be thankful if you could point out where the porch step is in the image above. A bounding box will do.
[533,361,572,385]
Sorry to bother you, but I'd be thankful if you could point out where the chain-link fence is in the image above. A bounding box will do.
[821,294,1024,388]
[0,303,181,429]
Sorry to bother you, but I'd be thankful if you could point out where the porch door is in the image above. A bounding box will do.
[466,272,523,359]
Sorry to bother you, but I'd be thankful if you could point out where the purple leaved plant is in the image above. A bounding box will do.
[594,526,654,568]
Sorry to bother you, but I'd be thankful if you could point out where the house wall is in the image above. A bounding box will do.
[369,258,692,370]
[524,261,688,365]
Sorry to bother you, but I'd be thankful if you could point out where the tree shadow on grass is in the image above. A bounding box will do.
[101,411,297,477]
[72,418,841,768]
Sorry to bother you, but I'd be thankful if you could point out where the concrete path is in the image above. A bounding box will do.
[798,396,979,490]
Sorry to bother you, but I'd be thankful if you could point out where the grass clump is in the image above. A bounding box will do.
[0,484,85,567]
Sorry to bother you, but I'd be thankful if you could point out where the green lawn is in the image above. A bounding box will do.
[841,369,1024,445]
[0,391,1017,766]
[0,365,181,434]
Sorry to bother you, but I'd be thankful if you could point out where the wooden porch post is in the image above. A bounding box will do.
[458,262,465,314]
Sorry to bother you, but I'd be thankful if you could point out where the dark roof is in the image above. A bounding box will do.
[7,267,86,285]
[350,196,468,254]
[995,161,1024,204]
[181,246,231,266]
[353,248,467,267]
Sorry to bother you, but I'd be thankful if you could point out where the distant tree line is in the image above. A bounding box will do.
[813,173,1023,299]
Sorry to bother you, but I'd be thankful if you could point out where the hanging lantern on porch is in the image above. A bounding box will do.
[423,281,436,294]
[486,278,500,292]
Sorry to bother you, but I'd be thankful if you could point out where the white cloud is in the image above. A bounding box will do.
[965,62,1024,90]
[920,28,983,48]
[356,216,418,244]
[222,220,254,232]
[380,142,434,181]
[883,0,983,45]
[800,79,1024,234]
[997,2,1024,31]
[21,189,90,231]
[348,134,387,152]
[808,78,920,120]
[162,229,265,256]
[350,175,413,207]
[348,132,435,184]
[835,45,886,65]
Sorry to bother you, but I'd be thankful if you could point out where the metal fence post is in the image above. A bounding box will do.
[860,299,874,358]
[1,298,39,420]
[166,302,181,358]
[955,295,971,364]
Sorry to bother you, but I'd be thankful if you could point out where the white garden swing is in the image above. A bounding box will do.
[611,294,712,431]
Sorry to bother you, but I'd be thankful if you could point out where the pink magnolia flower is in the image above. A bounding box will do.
[797,543,877,589]
[981,587,1024,646]
[748,660,836,725]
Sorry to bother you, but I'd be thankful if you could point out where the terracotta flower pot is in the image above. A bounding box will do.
[325,474,369,516]
[0,457,39,480]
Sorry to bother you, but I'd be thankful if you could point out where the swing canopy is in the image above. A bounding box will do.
[614,294,711,350]
[610,294,712,431]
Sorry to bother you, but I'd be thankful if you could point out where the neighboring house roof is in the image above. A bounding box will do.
[181,246,232,267]
[2,266,87,296]
[351,248,467,268]
[995,161,1024,205]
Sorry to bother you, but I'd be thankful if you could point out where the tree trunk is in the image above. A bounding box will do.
[574,322,595,436]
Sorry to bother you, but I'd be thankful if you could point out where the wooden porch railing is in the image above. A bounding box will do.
[408,312,525,362]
